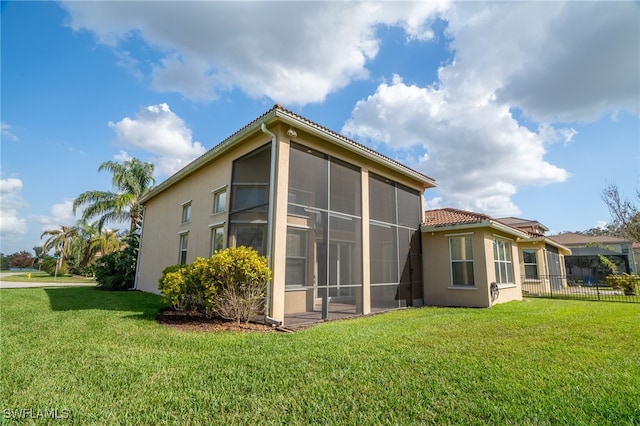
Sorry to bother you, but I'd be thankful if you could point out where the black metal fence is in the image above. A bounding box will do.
[521,275,640,303]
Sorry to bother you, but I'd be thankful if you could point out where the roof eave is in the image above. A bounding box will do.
[275,109,437,189]
[140,109,278,204]
[421,220,529,239]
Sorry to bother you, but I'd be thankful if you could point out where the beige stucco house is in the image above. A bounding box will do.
[420,210,571,307]
[135,105,571,324]
[135,105,436,325]
[498,217,571,295]
[421,208,530,307]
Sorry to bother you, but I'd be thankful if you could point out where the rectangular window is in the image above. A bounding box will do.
[494,239,514,284]
[229,144,271,252]
[211,226,225,255]
[450,236,474,286]
[181,202,191,223]
[234,224,266,255]
[179,233,188,265]
[285,228,307,287]
[523,249,539,280]
[213,190,227,214]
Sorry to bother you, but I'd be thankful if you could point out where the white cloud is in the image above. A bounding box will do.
[108,103,206,176]
[343,70,568,217]
[1,122,19,142]
[344,2,638,217]
[495,2,640,122]
[61,1,447,105]
[0,178,27,244]
[34,199,79,232]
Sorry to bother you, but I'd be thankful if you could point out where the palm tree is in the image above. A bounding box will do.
[73,158,155,233]
[41,225,78,261]
[85,229,122,266]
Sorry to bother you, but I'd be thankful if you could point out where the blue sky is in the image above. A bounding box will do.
[1,1,639,255]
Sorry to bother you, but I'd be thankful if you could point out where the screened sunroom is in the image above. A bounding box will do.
[135,105,436,326]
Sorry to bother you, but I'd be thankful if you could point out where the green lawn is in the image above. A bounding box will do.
[0,272,96,284]
[1,288,638,425]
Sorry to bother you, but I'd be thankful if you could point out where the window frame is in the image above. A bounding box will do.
[449,234,475,287]
[178,232,189,265]
[209,224,225,255]
[522,249,539,280]
[181,201,192,224]
[493,238,514,285]
[212,188,227,214]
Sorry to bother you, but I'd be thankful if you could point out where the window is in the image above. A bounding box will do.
[234,186,267,211]
[179,233,188,265]
[493,239,514,284]
[523,249,539,280]
[213,190,227,214]
[234,224,266,255]
[450,235,475,286]
[285,228,307,287]
[229,144,271,254]
[211,226,224,254]
[181,202,191,223]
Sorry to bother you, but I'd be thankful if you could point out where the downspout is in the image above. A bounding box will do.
[133,206,145,291]
[261,122,280,325]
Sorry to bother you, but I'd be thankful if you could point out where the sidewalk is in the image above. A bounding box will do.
[0,272,96,289]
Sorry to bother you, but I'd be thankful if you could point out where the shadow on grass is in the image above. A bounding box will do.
[45,286,166,320]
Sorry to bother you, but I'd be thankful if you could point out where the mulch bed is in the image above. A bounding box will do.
[156,308,277,333]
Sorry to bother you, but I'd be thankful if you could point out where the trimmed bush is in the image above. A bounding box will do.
[158,247,271,324]
[210,246,271,325]
[606,273,640,296]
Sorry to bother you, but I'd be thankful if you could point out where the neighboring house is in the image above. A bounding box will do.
[421,208,530,307]
[135,105,437,325]
[498,217,571,295]
[420,210,571,307]
[548,233,637,282]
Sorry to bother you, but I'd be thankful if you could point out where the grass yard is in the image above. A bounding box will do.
[1,287,638,425]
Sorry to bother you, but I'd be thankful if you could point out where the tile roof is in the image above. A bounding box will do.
[423,208,494,227]
[548,232,632,246]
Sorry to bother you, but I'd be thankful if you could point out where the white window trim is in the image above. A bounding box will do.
[212,187,228,215]
[449,235,475,287]
[181,201,192,224]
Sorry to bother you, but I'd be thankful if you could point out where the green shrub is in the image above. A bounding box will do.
[94,234,138,290]
[41,256,69,276]
[606,273,640,296]
[158,259,216,313]
[157,247,271,324]
[210,246,271,325]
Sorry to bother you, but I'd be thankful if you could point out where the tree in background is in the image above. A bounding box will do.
[9,251,34,269]
[0,254,10,270]
[602,183,639,242]
[40,225,78,264]
[73,158,155,233]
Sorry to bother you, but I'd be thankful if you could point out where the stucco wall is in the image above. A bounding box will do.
[136,119,430,324]
[136,131,272,294]
[421,227,523,308]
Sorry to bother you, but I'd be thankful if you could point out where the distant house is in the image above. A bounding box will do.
[498,217,571,294]
[548,233,637,282]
